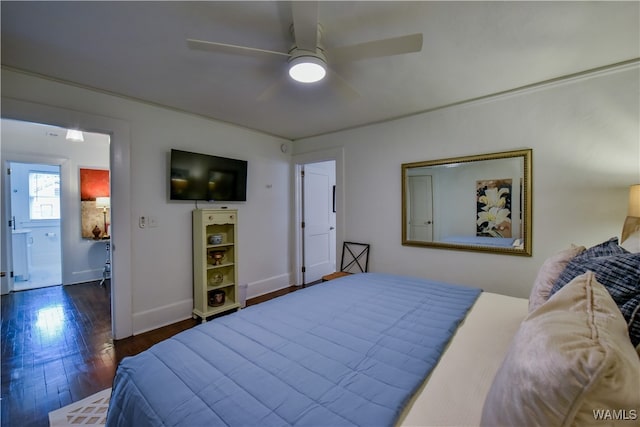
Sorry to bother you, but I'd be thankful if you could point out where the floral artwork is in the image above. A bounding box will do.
[476,179,512,238]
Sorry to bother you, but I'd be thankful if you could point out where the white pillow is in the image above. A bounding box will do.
[620,230,640,253]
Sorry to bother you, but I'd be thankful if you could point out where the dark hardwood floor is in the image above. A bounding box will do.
[1,280,308,427]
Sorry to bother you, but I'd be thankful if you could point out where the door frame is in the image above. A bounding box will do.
[1,98,133,340]
[292,147,344,286]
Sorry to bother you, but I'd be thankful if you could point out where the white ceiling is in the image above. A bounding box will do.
[2,1,638,140]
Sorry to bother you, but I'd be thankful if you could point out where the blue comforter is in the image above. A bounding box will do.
[106,273,481,426]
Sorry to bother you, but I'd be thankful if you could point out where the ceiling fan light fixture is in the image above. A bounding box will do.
[288,56,326,83]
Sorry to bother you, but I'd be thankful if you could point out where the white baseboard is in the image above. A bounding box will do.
[132,298,193,335]
[246,273,293,299]
[129,273,294,336]
[68,268,103,285]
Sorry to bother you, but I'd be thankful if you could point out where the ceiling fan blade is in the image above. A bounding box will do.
[328,33,423,63]
[327,69,360,101]
[187,38,290,59]
[291,1,319,51]
[257,76,289,103]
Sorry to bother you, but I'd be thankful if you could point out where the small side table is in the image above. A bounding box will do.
[100,241,111,287]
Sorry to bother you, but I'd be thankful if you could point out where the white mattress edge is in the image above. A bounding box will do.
[397,291,528,427]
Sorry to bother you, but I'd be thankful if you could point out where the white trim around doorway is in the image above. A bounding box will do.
[1,98,133,340]
[292,147,345,287]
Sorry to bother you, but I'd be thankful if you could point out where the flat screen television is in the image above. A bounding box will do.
[170,149,248,202]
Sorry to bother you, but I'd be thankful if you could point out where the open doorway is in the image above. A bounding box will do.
[300,160,336,285]
[1,100,132,340]
[1,119,111,294]
[9,162,62,291]
[293,148,344,287]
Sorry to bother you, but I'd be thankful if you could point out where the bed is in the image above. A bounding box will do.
[440,235,519,248]
[107,238,640,426]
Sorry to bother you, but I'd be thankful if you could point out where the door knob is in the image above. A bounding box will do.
[329,226,335,230]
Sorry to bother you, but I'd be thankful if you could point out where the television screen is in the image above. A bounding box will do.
[170,149,247,201]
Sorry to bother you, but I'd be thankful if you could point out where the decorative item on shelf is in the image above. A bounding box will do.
[208,289,225,307]
[208,273,224,286]
[208,234,223,245]
[92,225,102,240]
[208,250,226,265]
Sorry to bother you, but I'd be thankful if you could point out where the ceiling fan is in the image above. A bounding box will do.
[186,2,423,101]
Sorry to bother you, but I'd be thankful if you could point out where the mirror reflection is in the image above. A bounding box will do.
[402,149,532,256]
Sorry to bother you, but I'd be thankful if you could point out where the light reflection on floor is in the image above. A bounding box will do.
[35,304,66,342]
[2,282,114,426]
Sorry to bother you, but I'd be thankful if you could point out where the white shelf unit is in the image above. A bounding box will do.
[192,209,240,322]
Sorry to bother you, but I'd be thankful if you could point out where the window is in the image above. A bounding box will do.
[29,171,60,220]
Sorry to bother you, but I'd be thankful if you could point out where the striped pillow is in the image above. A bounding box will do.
[577,236,628,258]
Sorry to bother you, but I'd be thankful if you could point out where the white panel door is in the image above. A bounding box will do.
[303,162,335,283]
[408,175,434,241]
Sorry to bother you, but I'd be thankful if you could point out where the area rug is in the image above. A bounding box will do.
[48,388,111,426]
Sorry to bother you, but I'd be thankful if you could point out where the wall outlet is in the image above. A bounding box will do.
[139,216,147,228]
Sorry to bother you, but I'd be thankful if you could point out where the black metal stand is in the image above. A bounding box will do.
[100,242,111,287]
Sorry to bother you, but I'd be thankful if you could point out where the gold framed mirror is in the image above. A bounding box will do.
[402,149,532,256]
